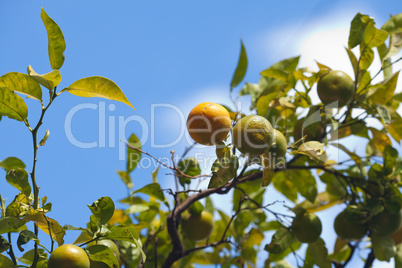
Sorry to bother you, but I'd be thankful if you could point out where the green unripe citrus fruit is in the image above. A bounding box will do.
[317,70,354,108]
[369,209,402,235]
[269,129,287,160]
[187,102,231,146]
[87,239,120,268]
[232,115,274,155]
[182,211,214,242]
[48,244,90,268]
[294,117,325,142]
[334,211,368,241]
[291,212,322,243]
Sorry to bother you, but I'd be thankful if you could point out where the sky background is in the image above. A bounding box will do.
[1,0,402,267]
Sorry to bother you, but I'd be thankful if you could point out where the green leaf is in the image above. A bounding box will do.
[230,40,248,91]
[371,233,396,261]
[63,76,134,109]
[23,212,65,246]
[348,13,373,49]
[27,65,61,91]
[0,157,26,172]
[105,225,145,261]
[264,228,294,254]
[319,173,346,198]
[127,133,141,174]
[87,244,119,268]
[6,193,30,218]
[239,82,261,109]
[208,155,238,188]
[73,230,93,245]
[0,72,42,100]
[345,47,358,77]
[18,248,47,265]
[260,68,288,83]
[363,21,389,48]
[88,197,115,225]
[293,141,327,163]
[116,170,132,189]
[368,71,400,105]
[382,13,402,33]
[17,230,39,252]
[39,129,50,147]
[289,169,317,203]
[125,204,149,214]
[41,7,66,70]
[0,217,27,234]
[0,235,10,253]
[268,240,301,262]
[376,104,391,127]
[177,157,201,186]
[359,46,374,70]
[0,254,14,268]
[272,171,298,202]
[0,87,28,121]
[6,169,31,198]
[133,183,165,202]
[304,238,331,268]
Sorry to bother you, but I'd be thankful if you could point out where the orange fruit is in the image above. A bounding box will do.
[334,211,368,241]
[291,212,322,243]
[369,209,402,235]
[317,70,354,108]
[48,244,90,268]
[182,211,214,242]
[187,102,231,146]
[232,115,274,155]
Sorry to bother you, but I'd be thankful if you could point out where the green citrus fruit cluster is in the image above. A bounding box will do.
[334,210,368,241]
[48,244,90,268]
[232,115,287,160]
[181,210,214,242]
[187,102,231,146]
[317,70,354,108]
[291,211,322,243]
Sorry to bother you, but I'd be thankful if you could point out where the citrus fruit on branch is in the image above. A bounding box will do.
[334,210,368,241]
[187,102,231,146]
[291,211,322,243]
[293,117,325,142]
[181,210,214,242]
[48,244,90,268]
[232,115,274,155]
[269,129,287,160]
[317,70,355,108]
[369,209,402,235]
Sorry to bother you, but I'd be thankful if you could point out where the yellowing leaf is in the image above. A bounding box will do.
[368,71,400,105]
[27,66,61,91]
[230,40,248,90]
[293,141,327,162]
[41,8,66,70]
[63,76,134,110]
[369,127,392,154]
[23,211,65,246]
[107,209,130,225]
[0,87,28,121]
[0,72,42,101]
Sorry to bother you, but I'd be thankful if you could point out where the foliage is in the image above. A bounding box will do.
[1,8,402,268]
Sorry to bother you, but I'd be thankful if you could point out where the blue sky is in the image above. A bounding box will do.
[1,0,402,267]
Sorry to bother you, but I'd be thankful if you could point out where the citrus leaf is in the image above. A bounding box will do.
[23,212,65,246]
[289,169,317,203]
[41,7,66,70]
[264,228,294,254]
[376,104,391,127]
[359,46,374,70]
[0,72,42,100]
[177,157,201,186]
[293,141,327,163]
[368,71,400,105]
[243,228,264,248]
[133,183,165,202]
[395,243,402,268]
[63,76,134,109]
[268,240,301,262]
[272,171,298,202]
[39,129,50,147]
[73,230,93,245]
[27,65,61,90]
[105,225,145,261]
[116,170,132,189]
[0,157,26,172]
[230,40,248,91]
[0,254,14,268]
[127,133,141,174]
[304,238,331,268]
[0,235,10,253]
[6,169,31,199]
[260,68,288,83]
[348,13,373,49]
[88,197,115,225]
[0,217,27,234]
[87,244,119,268]
[208,155,238,189]
[363,21,389,48]
[17,230,40,252]
[369,127,392,154]
[18,248,47,265]
[372,233,396,262]
[0,87,28,121]
[345,48,358,77]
